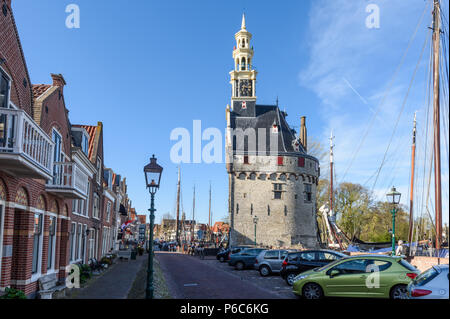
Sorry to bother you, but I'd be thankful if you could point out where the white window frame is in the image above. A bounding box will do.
[70,222,77,262]
[96,158,101,185]
[47,216,57,271]
[0,66,12,109]
[88,228,95,260]
[106,201,111,222]
[93,194,100,219]
[85,182,90,217]
[76,223,82,261]
[31,212,44,280]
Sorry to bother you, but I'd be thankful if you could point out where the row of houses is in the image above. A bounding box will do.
[0,0,135,297]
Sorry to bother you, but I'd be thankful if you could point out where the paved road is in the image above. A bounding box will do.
[156,251,294,299]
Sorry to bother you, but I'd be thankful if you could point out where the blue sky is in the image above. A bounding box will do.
[12,0,448,225]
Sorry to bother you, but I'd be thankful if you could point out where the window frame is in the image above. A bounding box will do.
[31,213,43,274]
[47,216,57,271]
[0,67,11,109]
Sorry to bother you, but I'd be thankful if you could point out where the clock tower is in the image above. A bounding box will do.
[230,14,257,116]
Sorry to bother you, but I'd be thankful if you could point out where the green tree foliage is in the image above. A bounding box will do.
[316,180,411,242]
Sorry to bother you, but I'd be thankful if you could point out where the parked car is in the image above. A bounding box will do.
[255,249,289,276]
[280,250,347,285]
[407,264,449,299]
[228,248,267,270]
[292,255,420,299]
[217,245,253,262]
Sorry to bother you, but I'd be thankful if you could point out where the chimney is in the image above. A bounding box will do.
[50,73,66,93]
[300,116,307,152]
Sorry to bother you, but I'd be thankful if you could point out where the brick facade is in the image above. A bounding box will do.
[0,1,134,297]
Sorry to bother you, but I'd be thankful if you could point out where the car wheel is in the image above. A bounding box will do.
[302,283,323,300]
[390,285,408,299]
[236,262,244,270]
[286,273,296,286]
[219,256,225,262]
[259,265,271,277]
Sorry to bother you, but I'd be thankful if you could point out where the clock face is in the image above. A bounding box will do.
[239,80,252,97]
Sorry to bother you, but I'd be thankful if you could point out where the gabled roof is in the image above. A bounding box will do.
[72,123,101,162]
[32,84,51,99]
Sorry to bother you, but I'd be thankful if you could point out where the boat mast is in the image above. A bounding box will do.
[192,185,196,241]
[329,131,334,214]
[432,0,442,251]
[176,166,181,244]
[408,112,417,248]
[208,182,212,242]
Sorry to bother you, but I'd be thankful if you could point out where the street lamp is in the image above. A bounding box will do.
[386,186,401,256]
[253,215,259,247]
[143,154,163,299]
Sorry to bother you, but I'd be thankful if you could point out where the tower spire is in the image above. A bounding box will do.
[241,13,246,30]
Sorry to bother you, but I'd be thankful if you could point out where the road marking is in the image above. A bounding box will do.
[183,283,199,287]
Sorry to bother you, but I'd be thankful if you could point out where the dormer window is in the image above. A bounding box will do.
[81,132,89,156]
[0,70,10,108]
[272,124,278,133]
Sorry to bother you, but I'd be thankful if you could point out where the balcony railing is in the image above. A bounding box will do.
[0,108,54,179]
[46,161,89,199]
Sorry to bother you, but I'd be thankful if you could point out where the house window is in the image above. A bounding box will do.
[76,224,82,260]
[93,194,100,219]
[69,223,76,261]
[47,216,56,270]
[32,213,43,274]
[0,70,10,108]
[81,225,87,263]
[82,132,89,156]
[88,228,94,260]
[85,182,90,216]
[273,183,282,199]
[304,184,312,202]
[106,201,111,222]
[52,129,63,185]
[96,158,102,185]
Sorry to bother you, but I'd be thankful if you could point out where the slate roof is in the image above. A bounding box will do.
[230,102,309,157]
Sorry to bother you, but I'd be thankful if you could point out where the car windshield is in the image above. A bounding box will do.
[413,267,439,287]
[314,259,343,272]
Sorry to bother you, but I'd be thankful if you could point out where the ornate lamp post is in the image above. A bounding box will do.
[386,186,401,256]
[143,155,163,299]
[253,215,259,247]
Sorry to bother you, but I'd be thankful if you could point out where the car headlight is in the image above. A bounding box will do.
[294,274,309,282]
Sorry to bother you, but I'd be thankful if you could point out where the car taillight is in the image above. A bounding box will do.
[282,260,287,267]
[406,273,418,280]
[411,289,432,297]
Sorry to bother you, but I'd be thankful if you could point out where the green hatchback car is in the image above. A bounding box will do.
[292,255,420,299]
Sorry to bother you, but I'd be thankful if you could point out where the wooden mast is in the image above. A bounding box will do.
[192,185,195,241]
[328,131,343,249]
[176,166,181,244]
[408,112,417,248]
[432,0,442,251]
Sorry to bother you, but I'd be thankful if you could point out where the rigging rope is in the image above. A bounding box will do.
[338,1,431,184]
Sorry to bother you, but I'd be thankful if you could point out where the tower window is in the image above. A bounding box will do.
[267,205,270,216]
[236,203,239,215]
[243,155,249,164]
[298,157,305,167]
[284,205,287,216]
[304,184,312,202]
[273,183,282,199]
[277,156,283,165]
[250,203,253,215]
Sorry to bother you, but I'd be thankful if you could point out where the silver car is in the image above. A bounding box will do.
[407,264,449,299]
[255,249,290,276]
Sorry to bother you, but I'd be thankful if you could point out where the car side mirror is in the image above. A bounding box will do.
[329,269,340,278]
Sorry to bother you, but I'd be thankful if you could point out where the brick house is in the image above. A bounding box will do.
[1,1,135,297]
[0,0,79,296]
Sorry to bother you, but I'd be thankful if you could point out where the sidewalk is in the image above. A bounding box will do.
[68,254,147,299]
